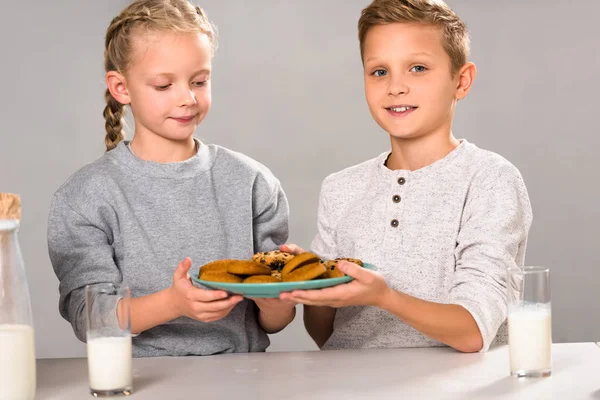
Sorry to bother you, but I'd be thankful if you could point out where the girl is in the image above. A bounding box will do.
[48,0,296,357]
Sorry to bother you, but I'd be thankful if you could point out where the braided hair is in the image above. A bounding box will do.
[103,0,217,151]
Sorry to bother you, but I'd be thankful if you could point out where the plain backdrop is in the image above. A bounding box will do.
[1,0,599,358]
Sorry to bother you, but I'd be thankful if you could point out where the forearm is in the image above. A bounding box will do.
[129,288,180,334]
[304,305,336,348]
[258,305,296,334]
[379,289,483,353]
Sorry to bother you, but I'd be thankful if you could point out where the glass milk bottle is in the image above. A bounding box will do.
[0,193,36,400]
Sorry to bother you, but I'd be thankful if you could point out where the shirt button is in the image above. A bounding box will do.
[398,177,406,185]
[390,219,399,228]
[392,195,401,203]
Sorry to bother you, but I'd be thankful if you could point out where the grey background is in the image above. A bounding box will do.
[0,1,598,359]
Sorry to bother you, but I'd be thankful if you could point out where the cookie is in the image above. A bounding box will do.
[227,260,271,276]
[252,250,295,271]
[335,257,364,267]
[271,271,282,280]
[199,271,243,283]
[322,260,345,279]
[243,275,281,284]
[198,259,231,275]
[282,262,327,282]
[281,252,321,276]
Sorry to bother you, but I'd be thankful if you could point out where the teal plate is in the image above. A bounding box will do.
[190,263,377,298]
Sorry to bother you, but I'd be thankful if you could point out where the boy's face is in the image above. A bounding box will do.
[363,23,466,141]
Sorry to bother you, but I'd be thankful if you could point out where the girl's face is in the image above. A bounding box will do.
[113,31,212,144]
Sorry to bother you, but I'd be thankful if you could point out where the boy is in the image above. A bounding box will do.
[281,0,532,353]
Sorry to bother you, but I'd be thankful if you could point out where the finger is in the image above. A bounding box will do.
[173,257,193,281]
[249,297,287,303]
[277,294,300,304]
[285,287,340,303]
[283,296,333,307]
[253,298,297,308]
[197,310,233,323]
[189,288,232,302]
[280,243,305,255]
[337,261,371,282]
[194,295,243,312]
[200,300,241,321]
[279,292,293,301]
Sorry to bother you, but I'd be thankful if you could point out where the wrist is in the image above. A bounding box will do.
[260,302,296,321]
[376,286,397,310]
[257,303,296,334]
[261,302,296,317]
[163,287,183,319]
[271,305,295,323]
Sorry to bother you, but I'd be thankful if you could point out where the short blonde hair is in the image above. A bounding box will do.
[103,0,217,151]
[358,0,470,75]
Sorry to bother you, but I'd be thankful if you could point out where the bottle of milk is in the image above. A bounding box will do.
[0,193,36,400]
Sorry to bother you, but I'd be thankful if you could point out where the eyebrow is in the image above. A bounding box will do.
[408,52,434,57]
[364,52,434,63]
[150,69,211,78]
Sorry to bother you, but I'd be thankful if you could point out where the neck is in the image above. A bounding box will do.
[130,133,197,163]
[386,130,459,171]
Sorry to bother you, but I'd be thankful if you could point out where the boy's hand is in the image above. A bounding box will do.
[168,258,243,323]
[280,261,391,308]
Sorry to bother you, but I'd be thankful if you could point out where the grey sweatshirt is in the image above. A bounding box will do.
[311,140,532,351]
[48,140,289,357]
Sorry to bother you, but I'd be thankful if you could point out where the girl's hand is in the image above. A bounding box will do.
[253,297,296,315]
[252,297,297,333]
[279,243,305,255]
[168,258,243,323]
[280,261,391,308]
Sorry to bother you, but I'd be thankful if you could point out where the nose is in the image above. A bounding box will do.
[387,76,409,97]
[178,86,197,107]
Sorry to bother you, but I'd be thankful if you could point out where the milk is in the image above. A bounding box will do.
[0,324,36,400]
[508,303,552,375]
[87,335,132,391]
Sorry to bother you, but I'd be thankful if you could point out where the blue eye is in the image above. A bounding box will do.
[410,65,427,73]
[372,69,387,77]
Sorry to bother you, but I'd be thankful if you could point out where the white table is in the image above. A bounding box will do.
[36,343,600,399]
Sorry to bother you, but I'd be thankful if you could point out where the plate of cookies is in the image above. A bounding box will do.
[190,250,375,298]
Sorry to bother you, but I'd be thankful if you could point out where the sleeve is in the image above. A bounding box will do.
[310,179,338,260]
[47,193,122,342]
[448,162,533,352]
[252,175,290,253]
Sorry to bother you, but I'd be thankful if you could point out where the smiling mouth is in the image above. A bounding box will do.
[386,106,417,113]
[171,115,197,122]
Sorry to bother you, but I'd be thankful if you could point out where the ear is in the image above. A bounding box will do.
[455,62,477,100]
[106,71,131,105]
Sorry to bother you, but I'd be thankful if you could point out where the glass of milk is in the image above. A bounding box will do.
[85,283,132,397]
[507,266,551,378]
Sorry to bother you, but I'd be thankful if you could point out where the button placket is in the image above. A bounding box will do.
[389,175,406,229]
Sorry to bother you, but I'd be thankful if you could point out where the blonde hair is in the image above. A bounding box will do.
[358,0,469,75]
[103,0,217,151]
